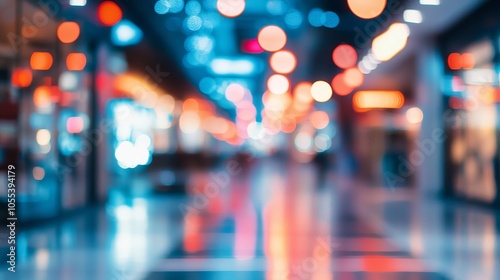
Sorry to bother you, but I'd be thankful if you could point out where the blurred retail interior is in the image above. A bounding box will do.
[1,0,500,279]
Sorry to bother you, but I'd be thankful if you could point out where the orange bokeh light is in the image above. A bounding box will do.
[332,73,354,96]
[448,53,462,70]
[258,25,287,52]
[183,98,200,111]
[343,67,364,88]
[310,111,330,129]
[66,53,87,71]
[30,52,53,71]
[97,1,123,26]
[217,0,245,18]
[293,82,313,103]
[347,0,387,19]
[270,50,297,74]
[11,68,32,88]
[34,86,52,108]
[225,83,245,103]
[57,22,80,43]
[333,44,358,69]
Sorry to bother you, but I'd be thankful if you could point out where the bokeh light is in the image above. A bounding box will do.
[57,22,80,43]
[97,1,123,26]
[447,53,461,70]
[406,107,424,124]
[372,23,409,62]
[267,74,290,95]
[270,50,297,74]
[217,0,245,18]
[332,44,357,69]
[293,82,313,104]
[11,68,32,88]
[33,167,45,181]
[462,53,475,69]
[332,73,354,96]
[347,0,387,19]
[30,52,53,71]
[34,86,52,108]
[258,25,287,52]
[36,129,51,146]
[179,111,201,133]
[321,11,340,28]
[225,83,245,103]
[310,111,330,129]
[66,53,87,71]
[343,67,364,88]
[311,81,332,102]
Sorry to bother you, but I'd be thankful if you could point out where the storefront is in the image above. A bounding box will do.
[440,0,500,205]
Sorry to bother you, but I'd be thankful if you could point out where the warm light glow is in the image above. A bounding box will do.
[406,107,424,124]
[36,129,51,146]
[97,1,123,26]
[34,86,52,108]
[462,53,475,69]
[225,83,245,102]
[66,53,87,71]
[267,74,290,95]
[11,68,32,88]
[448,53,462,70]
[332,44,357,69]
[353,90,405,111]
[270,50,297,74]
[311,81,332,102]
[217,0,245,18]
[347,0,387,19]
[66,117,84,133]
[183,98,200,111]
[372,23,409,62]
[30,52,53,70]
[310,111,329,129]
[343,67,364,88]
[332,73,354,96]
[293,82,313,103]
[57,22,80,43]
[258,25,287,52]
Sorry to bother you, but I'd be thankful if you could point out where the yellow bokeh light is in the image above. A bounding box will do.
[267,74,290,95]
[36,129,51,146]
[347,0,387,19]
[311,81,333,103]
[270,50,297,74]
[258,25,287,52]
[372,23,410,62]
[310,111,330,129]
[179,111,201,134]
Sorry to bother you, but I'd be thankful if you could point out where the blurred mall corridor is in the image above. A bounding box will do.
[2,0,500,279]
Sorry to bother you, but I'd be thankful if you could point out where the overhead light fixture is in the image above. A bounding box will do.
[420,0,440,5]
[404,9,423,24]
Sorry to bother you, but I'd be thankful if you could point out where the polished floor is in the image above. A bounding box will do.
[2,159,500,280]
